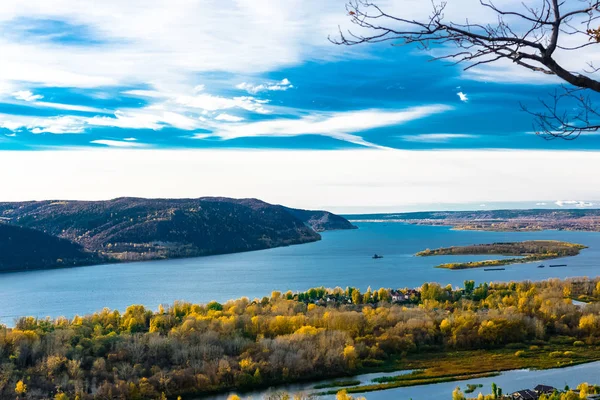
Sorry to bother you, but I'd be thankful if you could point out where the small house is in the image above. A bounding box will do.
[512,389,538,400]
[534,385,556,395]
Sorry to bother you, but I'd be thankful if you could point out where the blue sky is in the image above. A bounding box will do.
[0,0,598,151]
[0,1,599,211]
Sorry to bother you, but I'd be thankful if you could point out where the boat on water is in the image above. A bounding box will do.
[484,268,506,271]
[372,254,384,259]
[549,264,567,268]
[538,265,545,268]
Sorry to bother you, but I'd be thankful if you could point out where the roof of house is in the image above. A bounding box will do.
[512,389,538,399]
[534,385,555,392]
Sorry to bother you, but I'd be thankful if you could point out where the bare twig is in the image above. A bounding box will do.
[331,0,600,138]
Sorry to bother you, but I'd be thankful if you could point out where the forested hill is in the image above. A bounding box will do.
[0,197,356,271]
[0,224,100,272]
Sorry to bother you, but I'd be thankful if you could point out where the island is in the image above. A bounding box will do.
[416,240,586,269]
[0,197,356,272]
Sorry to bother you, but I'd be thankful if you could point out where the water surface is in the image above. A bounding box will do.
[201,361,600,400]
[1,222,600,325]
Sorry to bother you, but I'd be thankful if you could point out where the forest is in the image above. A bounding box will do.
[3,277,600,399]
[0,197,355,272]
[416,241,586,269]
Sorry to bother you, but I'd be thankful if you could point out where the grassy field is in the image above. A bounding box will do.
[313,379,361,389]
[318,343,600,395]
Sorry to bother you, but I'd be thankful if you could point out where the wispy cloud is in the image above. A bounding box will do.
[12,90,43,102]
[0,108,202,134]
[400,133,476,143]
[236,78,293,94]
[205,105,452,148]
[26,101,105,113]
[124,89,271,114]
[90,139,149,148]
[215,113,244,122]
[555,200,594,207]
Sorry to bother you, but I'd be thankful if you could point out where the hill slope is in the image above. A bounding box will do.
[0,223,99,272]
[283,206,357,232]
[0,197,355,269]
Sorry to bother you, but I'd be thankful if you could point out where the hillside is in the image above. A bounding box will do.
[0,197,355,269]
[349,209,600,232]
[283,206,357,232]
[0,223,100,272]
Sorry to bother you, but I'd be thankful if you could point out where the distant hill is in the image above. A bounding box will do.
[283,207,357,232]
[348,209,600,232]
[0,197,356,271]
[0,223,100,272]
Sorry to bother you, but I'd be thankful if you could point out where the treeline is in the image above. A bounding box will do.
[3,278,600,399]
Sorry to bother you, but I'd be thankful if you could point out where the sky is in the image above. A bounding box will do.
[1,0,600,212]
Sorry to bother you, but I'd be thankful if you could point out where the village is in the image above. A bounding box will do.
[501,384,600,400]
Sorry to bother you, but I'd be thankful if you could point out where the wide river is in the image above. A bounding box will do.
[2,222,600,325]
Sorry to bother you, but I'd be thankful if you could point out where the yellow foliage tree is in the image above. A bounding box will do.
[452,386,466,400]
[343,345,358,369]
[15,380,27,396]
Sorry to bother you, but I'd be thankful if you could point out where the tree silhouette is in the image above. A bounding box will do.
[332,0,600,139]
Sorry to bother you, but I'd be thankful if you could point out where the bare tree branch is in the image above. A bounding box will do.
[330,0,600,139]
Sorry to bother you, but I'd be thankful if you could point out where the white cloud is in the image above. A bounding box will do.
[12,90,43,102]
[0,1,354,94]
[87,110,201,131]
[0,0,592,95]
[123,137,137,141]
[535,202,547,206]
[2,115,87,134]
[205,106,452,148]
[457,92,468,102]
[400,133,476,143]
[90,140,149,148]
[123,90,165,99]
[28,101,104,113]
[215,113,244,122]
[174,94,270,114]
[0,108,202,134]
[236,78,293,94]
[555,200,594,208]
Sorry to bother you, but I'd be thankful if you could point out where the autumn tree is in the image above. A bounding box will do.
[15,380,27,398]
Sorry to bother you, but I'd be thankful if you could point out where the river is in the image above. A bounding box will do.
[1,222,600,326]
[199,361,600,400]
